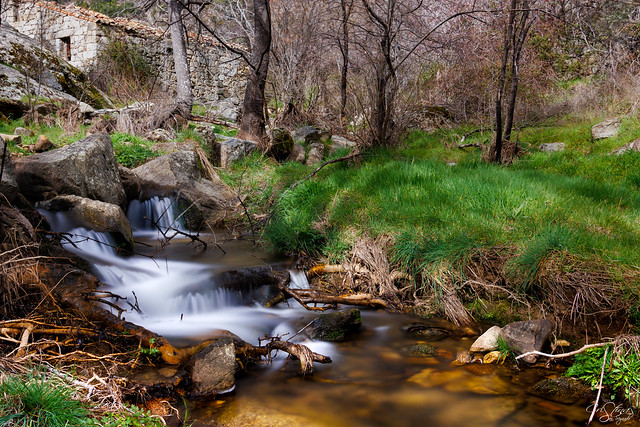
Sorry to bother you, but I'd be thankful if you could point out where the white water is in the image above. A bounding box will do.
[40,197,317,346]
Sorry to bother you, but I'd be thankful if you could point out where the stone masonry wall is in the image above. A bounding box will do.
[2,0,246,110]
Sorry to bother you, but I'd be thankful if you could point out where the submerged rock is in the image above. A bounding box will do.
[470,325,502,352]
[308,308,362,342]
[13,133,126,206]
[502,319,553,364]
[402,323,452,341]
[407,344,438,358]
[133,150,236,230]
[184,337,236,399]
[528,377,593,405]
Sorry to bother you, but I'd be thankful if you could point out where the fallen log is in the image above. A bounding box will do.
[278,285,390,311]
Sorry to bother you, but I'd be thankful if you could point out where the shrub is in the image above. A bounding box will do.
[110,132,159,168]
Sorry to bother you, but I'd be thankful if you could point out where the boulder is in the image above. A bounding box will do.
[528,377,593,405]
[194,125,217,155]
[118,165,141,202]
[502,319,553,363]
[35,135,53,152]
[329,136,357,154]
[591,118,621,140]
[0,25,111,108]
[38,195,133,249]
[214,138,257,168]
[612,138,640,155]
[305,142,325,165]
[307,308,362,342]
[14,127,32,136]
[268,128,294,162]
[0,138,19,203]
[539,143,565,152]
[133,150,236,230]
[470,326,502,352]
[184,337,235,399]
[293,126,331,144]
[146,128,174,143]
[13,133,126,206]
[288,143,305,163]
[451,350,474,366]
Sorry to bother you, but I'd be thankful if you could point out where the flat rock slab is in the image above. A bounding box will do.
[539,143,565,152]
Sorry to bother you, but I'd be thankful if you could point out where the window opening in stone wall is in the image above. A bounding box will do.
[61,37,71,61]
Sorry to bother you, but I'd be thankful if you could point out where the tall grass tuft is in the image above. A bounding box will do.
[0,372,89,426]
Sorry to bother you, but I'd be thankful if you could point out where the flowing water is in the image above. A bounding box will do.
[40,198,632,426]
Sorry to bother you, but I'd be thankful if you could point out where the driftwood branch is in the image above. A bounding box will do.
[458,142,483,149]
[588,346,609,426]
[515,342,610,360]
[189,114,239,129]
[256,340,332,375]
[277,283,390,311]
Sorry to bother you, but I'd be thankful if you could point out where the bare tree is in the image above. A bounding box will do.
[237,0,272,146]
[168,0,193,119]
[488,0,536,164]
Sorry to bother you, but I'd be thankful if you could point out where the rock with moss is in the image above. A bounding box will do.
[0,25,111,109]
[528,377,594,405]
[402,323,451,341]
[307,308,362,342]
[407,344,437,358]
[38,195,133,250]
[13,133,126,207]
[269,128,294,162]
[293,126,331,145]
[133,150,236,230]
[306,142,325,165]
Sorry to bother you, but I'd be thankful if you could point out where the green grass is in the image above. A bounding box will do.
[221,117,640,279]
[110,132,160,168]
[0,372,89,426]
[0,118,89,152]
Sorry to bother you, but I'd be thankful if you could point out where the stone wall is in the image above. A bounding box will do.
[1,0,246,110]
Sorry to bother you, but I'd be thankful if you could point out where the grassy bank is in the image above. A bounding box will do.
[221,116,640,327]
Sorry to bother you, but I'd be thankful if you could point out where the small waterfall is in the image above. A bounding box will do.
[127,196,185,234]
[40,197,316,344]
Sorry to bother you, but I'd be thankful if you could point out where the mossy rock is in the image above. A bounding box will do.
[269,128,294,162]
[407,344,437,358]
[308,308,362,342]
[527,377,594,405]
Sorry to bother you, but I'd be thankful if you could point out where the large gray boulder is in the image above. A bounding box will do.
[184,338,235,399]
[38,195,133,249]
[133,150,236,230]
[502,319,553,363]
[0,24,111,108]
[13,133,126,207]
[0,138,19,203]
[592,118,621,140]
[214,138,256,168]
[329,136,357,155]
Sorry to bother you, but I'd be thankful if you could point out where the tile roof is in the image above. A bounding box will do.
[23,0,246,51]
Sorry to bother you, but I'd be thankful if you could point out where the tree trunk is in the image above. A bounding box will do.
[237,0,272,147]
[339,0,353,126]
[169,0,193,119]
[488,0,517,164]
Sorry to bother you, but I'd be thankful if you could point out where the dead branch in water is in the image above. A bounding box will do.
[277,284,391,311]
[246,339,332,375]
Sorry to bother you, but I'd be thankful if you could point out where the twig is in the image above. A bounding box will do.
[587,346,609,426]
[515,342,610,360]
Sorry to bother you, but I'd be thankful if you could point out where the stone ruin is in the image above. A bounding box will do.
[1,0,246,115]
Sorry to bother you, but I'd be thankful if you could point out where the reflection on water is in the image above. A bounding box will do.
[40,198,637,426]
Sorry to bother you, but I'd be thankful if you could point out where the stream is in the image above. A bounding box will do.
[40,198,622,426]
